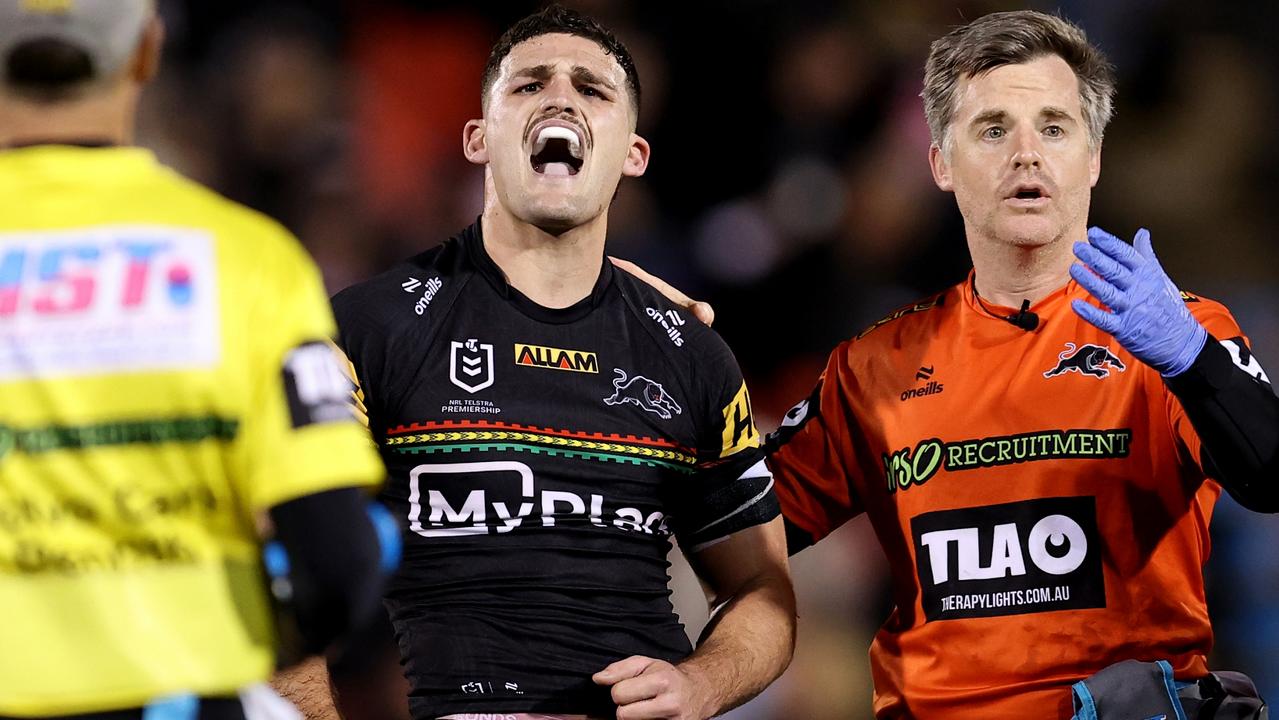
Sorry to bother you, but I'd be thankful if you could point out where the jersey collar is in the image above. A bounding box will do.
[961,268,1084,327]
[462,220,614,325]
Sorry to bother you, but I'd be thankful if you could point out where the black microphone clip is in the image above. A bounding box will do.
[1008,299,1040,331]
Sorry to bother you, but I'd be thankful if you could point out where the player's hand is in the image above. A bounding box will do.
[593,655,715,720]
[1069,226,1207,376]
[608,257,715,327]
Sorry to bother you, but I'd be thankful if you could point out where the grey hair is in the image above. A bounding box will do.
[922,10,1116,154]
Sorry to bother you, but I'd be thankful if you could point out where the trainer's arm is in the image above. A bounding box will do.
[594,518,796,719]
[1164,337,1279,512]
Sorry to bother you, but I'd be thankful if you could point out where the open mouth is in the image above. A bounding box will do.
[1005,183,1050,205]
[530,125,584,177]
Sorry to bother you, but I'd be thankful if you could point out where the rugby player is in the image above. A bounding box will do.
[637,10,1277,719]
[328,6,795,720]
[0,1,393,718]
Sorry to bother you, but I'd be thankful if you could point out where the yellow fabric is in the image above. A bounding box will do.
[0,146,383,716]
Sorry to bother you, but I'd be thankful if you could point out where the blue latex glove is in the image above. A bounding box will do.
[1069,226,1207,377]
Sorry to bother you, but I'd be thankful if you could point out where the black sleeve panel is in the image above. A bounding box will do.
[1164,335,1279,513]
[269,487,386,655]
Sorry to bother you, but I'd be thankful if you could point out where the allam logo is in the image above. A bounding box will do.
[514,343,598,374]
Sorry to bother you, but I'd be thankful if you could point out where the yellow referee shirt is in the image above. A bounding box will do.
[0,145,383,716]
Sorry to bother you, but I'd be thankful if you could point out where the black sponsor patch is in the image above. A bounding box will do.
[282,341,357,428]
[911,496,1105,621]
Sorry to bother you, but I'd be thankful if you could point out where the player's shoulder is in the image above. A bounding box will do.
[611,263,732,361]
[332,235,471,333]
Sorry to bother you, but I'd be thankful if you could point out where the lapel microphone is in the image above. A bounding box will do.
[973,286,1041,332]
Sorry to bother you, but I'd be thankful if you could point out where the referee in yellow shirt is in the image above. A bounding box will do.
[0,2,392,718]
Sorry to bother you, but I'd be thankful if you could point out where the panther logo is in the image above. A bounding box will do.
[1043,343,1127,379]
[603,369,682,419]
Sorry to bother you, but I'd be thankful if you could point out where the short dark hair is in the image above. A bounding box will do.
[922,10,1116,152]
[5,37,95,101]
[481,4,641,116]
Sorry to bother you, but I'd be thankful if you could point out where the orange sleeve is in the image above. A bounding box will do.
[765,341,866,544]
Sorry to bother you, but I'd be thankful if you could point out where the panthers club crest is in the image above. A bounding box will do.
[603,368,682,419]
[1043,343,1126,380]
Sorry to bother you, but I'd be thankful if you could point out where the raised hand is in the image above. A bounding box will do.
[1069,226,1207,377]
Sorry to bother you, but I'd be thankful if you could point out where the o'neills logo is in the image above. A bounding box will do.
[901,380,944,401]
[514,344,599,374]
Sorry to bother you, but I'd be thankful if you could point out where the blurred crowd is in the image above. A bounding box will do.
[136,0,1279,716]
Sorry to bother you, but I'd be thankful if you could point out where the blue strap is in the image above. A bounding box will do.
[1157,660,1189,720]
[366,501,402,574]
[1072,679,1100,720]
[142,694,198,720]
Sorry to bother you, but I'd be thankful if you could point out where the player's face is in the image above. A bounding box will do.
[466,33,649,234]
[930,54,1101,250]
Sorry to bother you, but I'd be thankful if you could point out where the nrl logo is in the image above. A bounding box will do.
[450,339,494,393]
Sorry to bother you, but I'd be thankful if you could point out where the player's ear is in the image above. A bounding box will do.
[929,143,953,192]
[130,15,164,84]
[463,119,488,165]
[622,133,650,178]
[1089,145,1102,188]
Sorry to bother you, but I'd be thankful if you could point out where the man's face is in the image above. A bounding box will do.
[465,33,648,234]
[929,54,1101,249]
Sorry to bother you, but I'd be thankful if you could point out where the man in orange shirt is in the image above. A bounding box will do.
[762,10,1278,719]
[626,8,1277,719]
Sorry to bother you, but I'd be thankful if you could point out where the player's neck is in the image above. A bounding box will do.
[0,86,135,148]
[968,228,1079,308]
[479,207,607,309]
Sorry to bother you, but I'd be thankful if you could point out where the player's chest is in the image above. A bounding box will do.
[377,306,698,464]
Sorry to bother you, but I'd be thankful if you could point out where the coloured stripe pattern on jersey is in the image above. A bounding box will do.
[385,420,697,473]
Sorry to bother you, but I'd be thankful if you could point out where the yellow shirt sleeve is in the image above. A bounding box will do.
[233,226,384,512]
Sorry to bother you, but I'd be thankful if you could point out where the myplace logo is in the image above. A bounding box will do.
[911,496,1105,621]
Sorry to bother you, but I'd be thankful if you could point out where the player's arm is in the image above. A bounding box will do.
[1071,227,1279,511]
[594,500,795,720]
[595,518,795,720]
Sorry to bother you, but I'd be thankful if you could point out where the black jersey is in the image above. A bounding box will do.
[332,223,777,718]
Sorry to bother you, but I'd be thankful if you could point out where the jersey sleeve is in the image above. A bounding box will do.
[1166,297,1275,481]
[668,335,779,553]
[765,341,866,549]
[234,227,384,512]
[1166,292,1273,506]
